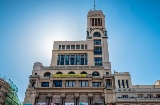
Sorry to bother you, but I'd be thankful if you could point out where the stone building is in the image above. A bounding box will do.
[23,8,115,105]
[114,72,160,105]
[23,5,160,105]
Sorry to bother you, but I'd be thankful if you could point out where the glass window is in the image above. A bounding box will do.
[92,82,101,87]
[71,45,75,49]
[106,79,112,87]
[60,55,65,65]
[76,45,80,49]
[59,45,61,50]
[80,71,87,74]
[94,47,102,55]
[44,72,51,77]
[68,71,75,74]
[126,80,129,88]
[65,55,69,65]
[92,72,100,76]
[81,55,84,65]
[53,80,62,87]
[79,81,88,87]
[81,45,84,49]
[93,32,101,37]
[85,44,87,49]
[56,72,63,74]
[66,81,75,87]
[41,82,49,87]
[122,80,125,88]
[85,54,88,65]
[94,39,101,45]
[62,45,65,49]
[57,53,88,65]
[57,55,60,65]
[122,95,128,98]
[94,57,102,66]
[66,45,70,49]
[70,55,75,65]
[118,80,121,88]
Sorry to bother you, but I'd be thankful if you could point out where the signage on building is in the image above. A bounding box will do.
[52,74,86,77]
[65,103,74,105]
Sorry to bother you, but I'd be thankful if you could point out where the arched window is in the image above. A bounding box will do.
[68,71,75,74]
[44,72,51,77]
[80,71,87,74]
[93,32,101,37]
[92,71,100,76]
[56,72,63,74]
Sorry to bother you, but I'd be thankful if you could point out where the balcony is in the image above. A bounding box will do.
[41,66,103,70]
[116,97,160,102]
[105,86,113,90]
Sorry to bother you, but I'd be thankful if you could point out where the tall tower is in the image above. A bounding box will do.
[86,9,111,75]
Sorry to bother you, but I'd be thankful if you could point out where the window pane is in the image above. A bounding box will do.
[94,39,101,45]
[66,45,70,49]
[94,57,102,66]
[94,47,102,55]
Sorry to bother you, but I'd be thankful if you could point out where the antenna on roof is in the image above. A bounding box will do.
[94,0,96,11]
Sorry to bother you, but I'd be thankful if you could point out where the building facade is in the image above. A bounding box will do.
[23,7,160,105]
[23,9,115,105]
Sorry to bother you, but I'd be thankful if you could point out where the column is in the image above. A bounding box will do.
[76,80,79,87]
[63,80,66,88]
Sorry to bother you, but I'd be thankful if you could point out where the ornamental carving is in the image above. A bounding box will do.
[65,95,74,102]
[38,95,47,102]
[79,95,88,102]
[52,95,60,103]
[93,95,103,103]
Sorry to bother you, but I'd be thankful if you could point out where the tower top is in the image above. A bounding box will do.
[94,0,96,11]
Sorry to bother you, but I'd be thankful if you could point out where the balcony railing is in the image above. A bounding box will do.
[116,97,160,102]
[41,66,103,70]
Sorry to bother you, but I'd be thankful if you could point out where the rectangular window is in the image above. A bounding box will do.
[57,53,87,65]
[122,95,128,98]
[118,80,121,88]
[71,45,75,49]
[92,18,94,26]
[66,45,70,49]
[94,57,102,66]
[76,54,80,65]
[59,45,61,50]
[106,79,112,87]
[62,45,65,49]
[94,39,101,45]
[79,81,88,87]
[92,82,101,87]
[53,80,62,87]
[66,81,75,87]
[85,54,88,65]
[81,45,84,49]
[60,55,65,65]
[70,55,75,65]
[57,55,60,65]
[122,80,125,88]
[41,82,49,87]
[138,94,144,98]
[94,47,102,55]
[85,44,87,49]
[81,55,84,65]
[76,45,80,49]
[65,55,69,65]
[126,80,129,88]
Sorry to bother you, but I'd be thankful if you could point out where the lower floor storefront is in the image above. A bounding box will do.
[35,93,104,105]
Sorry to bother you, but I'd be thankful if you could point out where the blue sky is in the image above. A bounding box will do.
[0,0,160,102]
